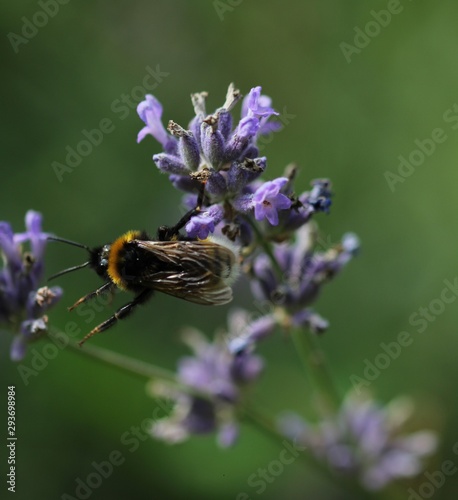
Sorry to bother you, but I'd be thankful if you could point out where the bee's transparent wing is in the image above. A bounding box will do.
[134,240,235,305]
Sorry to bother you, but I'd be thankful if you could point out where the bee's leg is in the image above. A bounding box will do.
[78,289,154,346]
[157,181,207,241]
[68,282,115,311]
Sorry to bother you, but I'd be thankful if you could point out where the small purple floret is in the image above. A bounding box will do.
[137,95,176,153]
[252,177,292,225]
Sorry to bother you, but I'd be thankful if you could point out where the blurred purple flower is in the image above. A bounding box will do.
[149,328,263,447]
[248,224,359,337]
[225,308,277,353]
[278,394,437,491]
[1,211,62,360]
[254,224,359,308]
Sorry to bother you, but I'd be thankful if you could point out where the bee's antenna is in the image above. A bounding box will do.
[47,236,90,251]
[48,262,90,281]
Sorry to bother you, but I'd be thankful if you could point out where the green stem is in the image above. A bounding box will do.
[290,328,341,415]
[63,337,177,382]
[52,335,211,400]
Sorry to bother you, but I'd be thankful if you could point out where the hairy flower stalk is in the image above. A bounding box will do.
[0,211,62,360]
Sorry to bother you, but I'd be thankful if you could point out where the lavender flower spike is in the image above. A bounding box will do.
[1,211,62,360]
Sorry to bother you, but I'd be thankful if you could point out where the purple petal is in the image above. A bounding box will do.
[136,95,176,152]
[10,335,27,361]
[252,178,288,203]
[259,120,282,135]
[217,422,239,448]
[251,179,292,226]
[242,87,279,119]
[185,205,224,239]
[0,222,21,269]
[25,210,48,260]
[178,357,213,389]
[228,313,276,353]
[236,116,260,139]
[264,206,279,226]
[274,193,293,210]
[186,215,215,239]
[223,117,260,163]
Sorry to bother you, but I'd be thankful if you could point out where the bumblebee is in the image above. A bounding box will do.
[49,195,239,346]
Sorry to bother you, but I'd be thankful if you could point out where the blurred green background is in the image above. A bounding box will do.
[2,1,458,499]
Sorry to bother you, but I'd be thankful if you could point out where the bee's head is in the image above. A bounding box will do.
[89,244,111,279]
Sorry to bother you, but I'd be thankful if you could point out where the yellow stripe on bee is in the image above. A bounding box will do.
[107,230,141,289]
